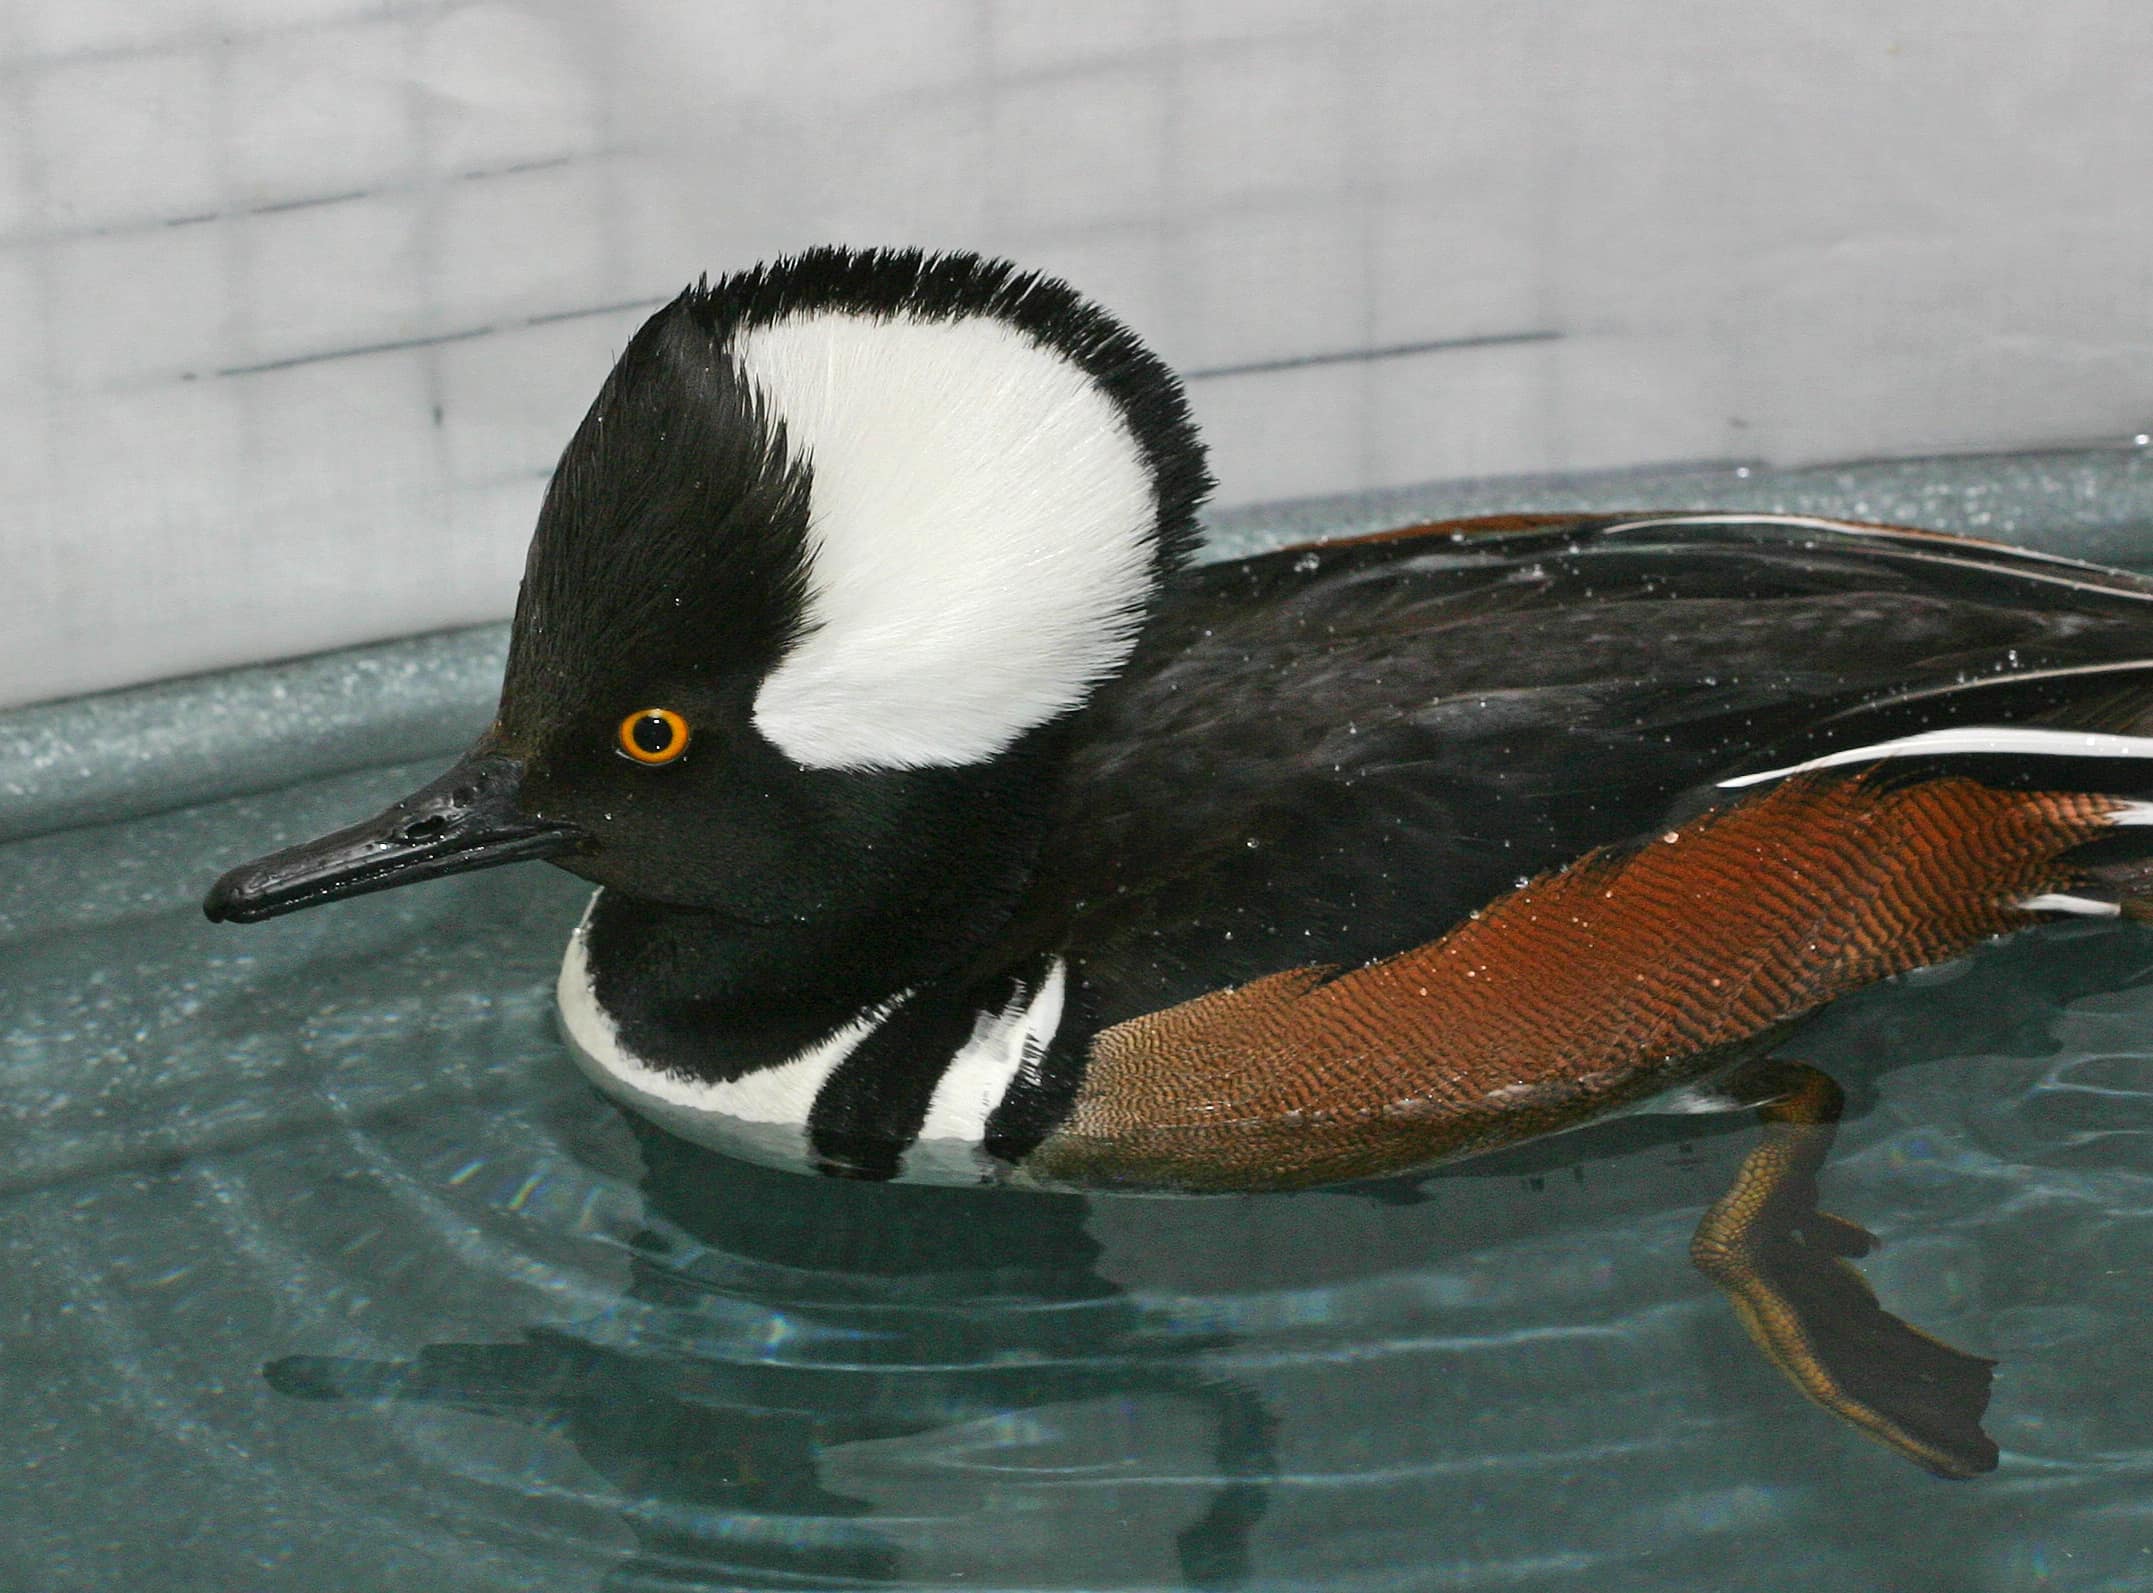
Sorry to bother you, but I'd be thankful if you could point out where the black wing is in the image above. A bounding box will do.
[1037,513,2153,1027]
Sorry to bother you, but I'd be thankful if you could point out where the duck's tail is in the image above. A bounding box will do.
[1715,660,2153,921]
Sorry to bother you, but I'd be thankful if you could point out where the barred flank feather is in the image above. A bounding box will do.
[1030,774,2135,1192]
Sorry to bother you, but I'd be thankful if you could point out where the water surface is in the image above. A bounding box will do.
[7,454,2153,1590]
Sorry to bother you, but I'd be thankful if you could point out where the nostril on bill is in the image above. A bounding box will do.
[399,815,452,844]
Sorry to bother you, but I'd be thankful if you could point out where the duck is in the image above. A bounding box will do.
[205,245,2153,1477]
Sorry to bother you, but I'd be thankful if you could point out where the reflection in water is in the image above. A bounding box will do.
[266,1116,1276,1590]
[233,926,2153,1585]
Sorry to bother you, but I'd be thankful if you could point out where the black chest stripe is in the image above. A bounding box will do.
[807,959,1049,1181]
[983,966,1096,1167]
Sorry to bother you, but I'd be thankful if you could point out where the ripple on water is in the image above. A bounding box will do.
[7,769,2153,1589]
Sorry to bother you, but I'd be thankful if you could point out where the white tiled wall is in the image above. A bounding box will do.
[4,0,2151,707]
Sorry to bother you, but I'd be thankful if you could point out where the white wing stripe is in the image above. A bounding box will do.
[1720,728,2153,789]
[2020,893,2124,917]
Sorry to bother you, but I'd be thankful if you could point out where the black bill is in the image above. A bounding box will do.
[202,753,590,924]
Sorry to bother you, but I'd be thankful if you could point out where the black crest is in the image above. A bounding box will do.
[501,247,1212,740]
[684,246,1211,576]
[501,297,812,731]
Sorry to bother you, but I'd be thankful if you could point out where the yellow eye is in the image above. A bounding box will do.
[617,707,690,765]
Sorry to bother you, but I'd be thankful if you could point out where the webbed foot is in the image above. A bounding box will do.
[1690,1060,1998,1478]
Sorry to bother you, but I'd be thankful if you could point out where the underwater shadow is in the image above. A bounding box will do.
[265,1114,1276,1591]
[257,927,2152,1563]
[1342,927,2153,1478]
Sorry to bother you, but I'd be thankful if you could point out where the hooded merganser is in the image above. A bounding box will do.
[206,247,2153,1475]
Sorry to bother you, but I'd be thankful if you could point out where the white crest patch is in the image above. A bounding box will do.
[735,310,1157,770]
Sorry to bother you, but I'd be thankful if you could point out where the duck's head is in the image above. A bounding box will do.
[204,248,1209,940]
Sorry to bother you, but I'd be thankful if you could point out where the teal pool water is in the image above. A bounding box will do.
[7,454,2153,1591]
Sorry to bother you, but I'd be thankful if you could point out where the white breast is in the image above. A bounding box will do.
[554,894,1068,1183]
